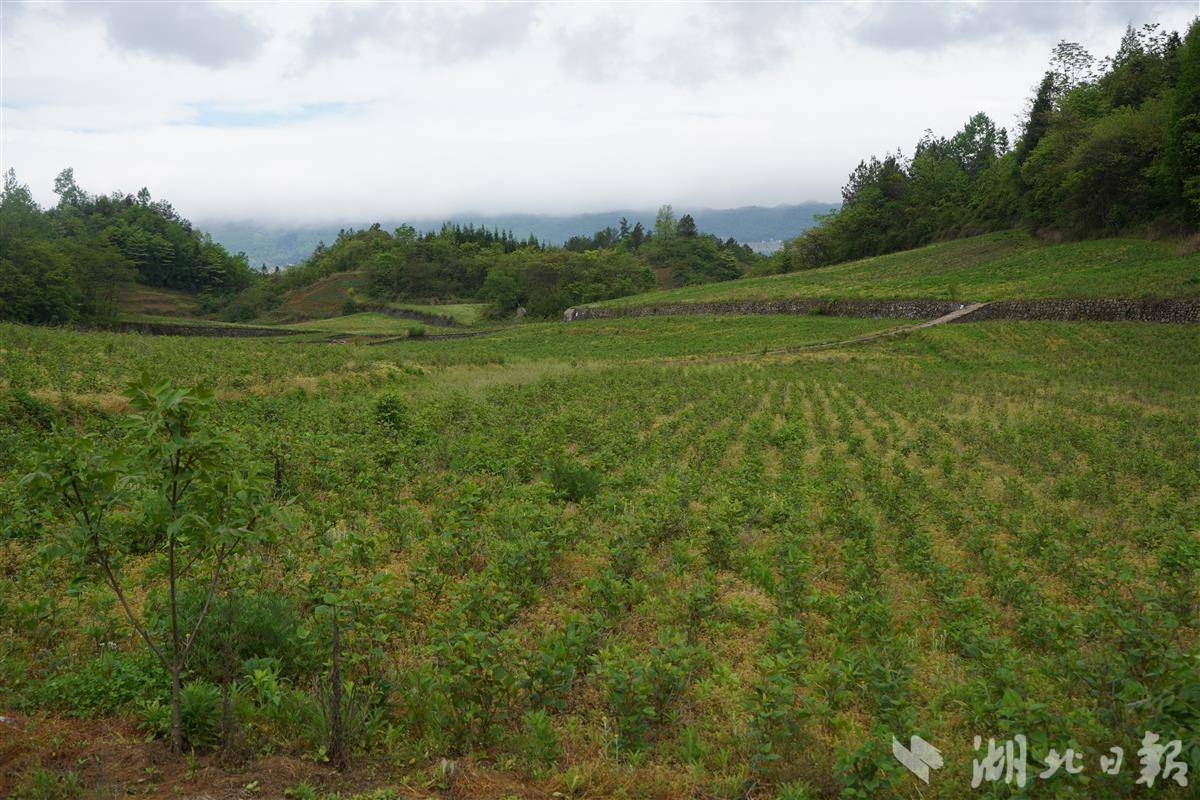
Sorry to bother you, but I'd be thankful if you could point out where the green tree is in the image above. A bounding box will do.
[654,204,677,240]
[1165,18,1200,222]
[22,378,277,752]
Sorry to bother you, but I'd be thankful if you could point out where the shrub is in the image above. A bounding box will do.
[521,708,559,769]
[596,637,696,750]
[139,680,223,750]
[12,768,83,800]
[148,587,314,684]
[33,649,165,716]
[546,457,600,503]
[373,393,412,435]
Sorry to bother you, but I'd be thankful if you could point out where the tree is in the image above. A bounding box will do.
[677,214,698,237]
[1017,72,1058,168]
[654,204,677,240]
[304,529,396,768]
[1165,18,1200,222]
[629,222,646,251]
[53,167,85,207]
[22,377,276,752]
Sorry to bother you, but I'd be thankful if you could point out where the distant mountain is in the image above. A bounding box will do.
[200,203,836,268]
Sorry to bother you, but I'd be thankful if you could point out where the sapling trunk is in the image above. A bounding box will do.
[329,602,345,768]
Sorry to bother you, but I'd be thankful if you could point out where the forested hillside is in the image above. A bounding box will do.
[777,20,1200,271]
[227,206,763,320]
[0,169,255,324]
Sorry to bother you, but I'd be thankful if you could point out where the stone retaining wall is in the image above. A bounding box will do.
[565,297,1200,324]
[363,305,463,328]
[954,298,1200,324]
[565,299,965,322]
[86,321,302,337]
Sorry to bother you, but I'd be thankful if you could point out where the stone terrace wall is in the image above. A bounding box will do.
[566,297,1200,324]
[955,298,1200,324]
[363,305,463,328]
[565,299,966,322]
[87,321,303,337]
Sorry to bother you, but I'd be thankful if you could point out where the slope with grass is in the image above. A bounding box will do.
[593,232,1200,308]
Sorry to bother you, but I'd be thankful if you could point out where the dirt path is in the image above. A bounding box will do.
[654,302,991,366]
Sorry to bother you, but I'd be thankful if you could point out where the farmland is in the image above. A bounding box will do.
[1,313,1197,799]
[594,232,1200,308]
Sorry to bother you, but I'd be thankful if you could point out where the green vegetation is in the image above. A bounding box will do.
[779,20,1200,271]
[233,209,762,321]
[1,313,1197,797]
[0,169,255,324]
[385,302,486,325]
[596,231,1200,307]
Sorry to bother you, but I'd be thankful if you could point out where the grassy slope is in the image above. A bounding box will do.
[274,270,487,325]
[273,270,370,319]
[597,231,1200,307]
[384,301,486,325]
[115,283,202,317]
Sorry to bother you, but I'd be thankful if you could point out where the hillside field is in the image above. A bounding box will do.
[595,233,1200,308]
[1,310,1197,800]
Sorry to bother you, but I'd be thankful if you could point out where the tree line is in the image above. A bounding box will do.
[229,205,763,320]
[776,19,1200,271]
[0,169,256,324]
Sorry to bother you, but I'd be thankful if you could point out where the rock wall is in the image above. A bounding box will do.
[954,298,1200,324]
[565,299,966,322]
[363,305,463,328]
[87,321,302,337]
[565,297,1200,324]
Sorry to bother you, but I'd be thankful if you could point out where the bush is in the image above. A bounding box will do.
[596,637,696,750]
[12,768,83,800]
[147,587,315,683]
[546,457,600,503]
[521,708,559,769]
[373,393,412,434]
[139,680,223,750]
[32,649,165,716]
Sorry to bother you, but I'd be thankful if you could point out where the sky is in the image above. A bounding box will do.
[2,0,1199,223]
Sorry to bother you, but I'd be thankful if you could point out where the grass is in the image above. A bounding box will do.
[384,301,488,325]
[1,313,1197,799]
[114,283,201,317]
[596,231,1200,307]
[275,270,370,319]
[279,312,441,335]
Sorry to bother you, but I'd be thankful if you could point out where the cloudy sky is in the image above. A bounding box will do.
[2,1,1198,223]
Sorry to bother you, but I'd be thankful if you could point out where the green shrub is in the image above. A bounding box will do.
[373,393,412,435]
[13,768,83,800]
[139,680,223,750]
[596,637,696,750]
[547,457,600,503]
[147,588,314,683]
[33,649,165,716]
[521,708,559,768]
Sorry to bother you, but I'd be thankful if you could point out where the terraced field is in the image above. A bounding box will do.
[1,316,1197,799]
[595,232,1200,307]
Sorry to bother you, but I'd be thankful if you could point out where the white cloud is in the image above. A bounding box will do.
[2,1,1197,223]
[74,0,267,68]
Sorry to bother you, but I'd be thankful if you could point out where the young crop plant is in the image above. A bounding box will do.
[21,376,277,753]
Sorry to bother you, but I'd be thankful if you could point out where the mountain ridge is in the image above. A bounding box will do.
[200,202,836,267]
